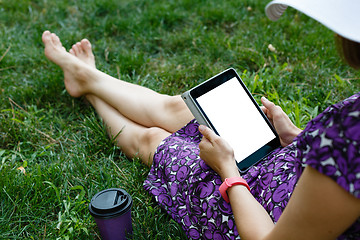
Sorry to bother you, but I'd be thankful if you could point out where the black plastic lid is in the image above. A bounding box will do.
[89,188,132,219]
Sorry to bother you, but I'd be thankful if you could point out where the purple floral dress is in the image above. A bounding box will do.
[143,92,360,239]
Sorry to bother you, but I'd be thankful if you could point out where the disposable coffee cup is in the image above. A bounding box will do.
[89,188,133,240]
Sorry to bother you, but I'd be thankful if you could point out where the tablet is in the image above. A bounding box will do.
[181,68,280,172]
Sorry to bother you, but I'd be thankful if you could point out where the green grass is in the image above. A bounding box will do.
[1,0,359,239]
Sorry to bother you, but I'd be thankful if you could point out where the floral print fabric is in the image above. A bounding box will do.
[143,92,360,239]
[143,121,298,239]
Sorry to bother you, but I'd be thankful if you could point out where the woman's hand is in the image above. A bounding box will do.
[198,125,240,180]
[261,97,302,147]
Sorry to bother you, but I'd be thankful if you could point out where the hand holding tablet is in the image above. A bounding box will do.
[182,68,280,172]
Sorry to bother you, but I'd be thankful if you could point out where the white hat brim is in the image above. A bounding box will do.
[265,0,360,43]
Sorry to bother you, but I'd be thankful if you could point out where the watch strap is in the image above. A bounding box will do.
[219,177,250,203]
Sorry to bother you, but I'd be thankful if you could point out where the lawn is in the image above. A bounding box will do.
[0,0,359,239]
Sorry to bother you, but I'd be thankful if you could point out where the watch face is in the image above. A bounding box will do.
[219,180,230,203]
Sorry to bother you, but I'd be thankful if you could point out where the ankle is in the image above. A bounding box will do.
[71,63,94,92]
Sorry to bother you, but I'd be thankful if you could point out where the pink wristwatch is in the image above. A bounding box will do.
[219,177,250,203]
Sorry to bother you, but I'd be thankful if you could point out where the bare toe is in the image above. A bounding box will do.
[42,30,51,43]
[70,39,95,68]
[42,30,68,65]
[50,33,63,48]
[81,39,92,52]
[42,31,55,47]
[76,42,83,54]
[70,42,78,56]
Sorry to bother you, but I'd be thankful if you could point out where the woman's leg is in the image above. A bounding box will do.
[69,39,171,164]
[42,30,190,164]
[42,31,193,134]
[86,94,170,165]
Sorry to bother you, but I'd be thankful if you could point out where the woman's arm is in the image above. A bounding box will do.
[199,126,360,240]
[266,166,360,240]
[199,125,275,239]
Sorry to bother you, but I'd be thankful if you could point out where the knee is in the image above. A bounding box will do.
[163,95,187,115]
[138,127,168,157]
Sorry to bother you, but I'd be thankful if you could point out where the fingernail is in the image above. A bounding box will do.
[199,125,206,132]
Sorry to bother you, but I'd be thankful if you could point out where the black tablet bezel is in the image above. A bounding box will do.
[189,68,280,172]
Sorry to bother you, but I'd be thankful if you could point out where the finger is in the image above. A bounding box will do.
[261,98,277,123]
[261,96,275,109]
[260,106,268,115]
[261,97,281,117]
[198,125,217,142]
[199,136,211,150]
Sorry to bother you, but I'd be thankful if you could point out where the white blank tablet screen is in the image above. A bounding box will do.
[196,77,276,163]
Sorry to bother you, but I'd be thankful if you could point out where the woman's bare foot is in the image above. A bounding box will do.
[69,39,96,68]
[42,30,93,98]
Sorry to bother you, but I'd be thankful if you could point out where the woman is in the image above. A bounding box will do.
[42,0,360,238]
